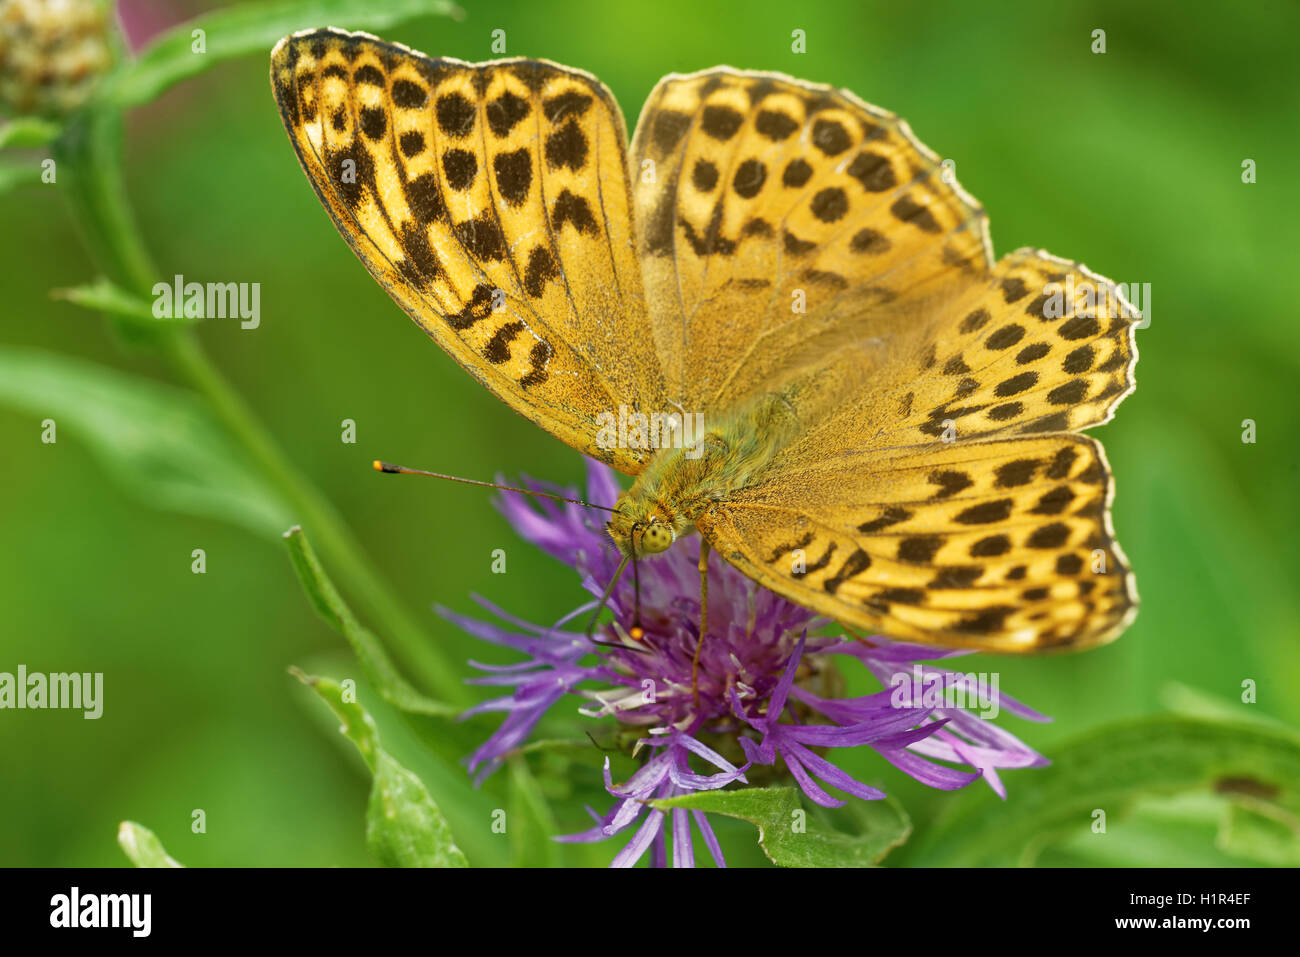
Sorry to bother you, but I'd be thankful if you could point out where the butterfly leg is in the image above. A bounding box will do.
[691,539,711,707]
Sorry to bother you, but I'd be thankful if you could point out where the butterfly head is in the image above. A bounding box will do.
[607,496,678,558]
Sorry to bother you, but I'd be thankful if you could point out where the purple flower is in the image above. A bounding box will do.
[441,459,1050,866]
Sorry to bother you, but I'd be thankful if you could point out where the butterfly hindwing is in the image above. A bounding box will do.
[271,29,665,473]
[698,433,1136,652]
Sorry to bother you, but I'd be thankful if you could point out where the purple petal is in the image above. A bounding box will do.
[671,808,694,868]
[692,810,726,868]
[610,809,665,868]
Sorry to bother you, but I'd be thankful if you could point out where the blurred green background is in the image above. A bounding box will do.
[2,0,1298,867]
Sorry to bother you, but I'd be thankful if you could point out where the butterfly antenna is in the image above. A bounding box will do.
[376,460,648,655]
[841,626,878,648]
[373,460,616,513]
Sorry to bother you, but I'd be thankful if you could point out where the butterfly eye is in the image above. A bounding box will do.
[639,523,674,555]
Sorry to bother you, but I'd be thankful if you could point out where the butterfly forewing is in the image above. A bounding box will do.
[630,68,992,416]
[271,29,665,473]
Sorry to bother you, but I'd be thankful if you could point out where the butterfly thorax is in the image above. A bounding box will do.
[606,393,801,558]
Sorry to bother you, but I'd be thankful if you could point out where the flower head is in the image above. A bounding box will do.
[442,459,1049,866]
[0,0,112,116]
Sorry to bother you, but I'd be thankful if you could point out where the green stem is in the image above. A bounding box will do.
[53,105,467,706]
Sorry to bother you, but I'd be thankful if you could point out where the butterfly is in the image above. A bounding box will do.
[270,28,1138,655]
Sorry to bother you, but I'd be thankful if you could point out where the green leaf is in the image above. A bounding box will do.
[0,347,291,537]
[909,715,1300,866]
[1219,801,1300,866]
[652,787,911,867]
[53,276,194,326]
[283,526,458,718]
[0,160,42,195]
[117,821,184,867]
[104,0,464,109]
[291,668,468,867]
[507,758,562,867]
[0,117,62,149]
[1160,681,1287,730]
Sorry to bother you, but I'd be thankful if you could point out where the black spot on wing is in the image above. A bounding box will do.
[447,283,495,330]
[931,566,983,588]
[518,339,553,388]
[845,151,895,192]
[755,109,799,140]
[552,190,597,234]
[454,214,506,261]
[486,91,530,137]
[652,110,691,153]
[359,107,386,140]
[1047,379,1089,405]
[701,104,743,140]
[442,149,478,191]
[1056,553,1084,575]
[1063,345,1094,374]
[823,548,871,594]
[395,222,441,287]
[898,536,943,563]
[523,245,558,298]
[483,321,523,364]
[878,587,924,605]
[954,499,1013,524]
[891,195,940,233]
[783,231,816,255]
[1032,486,1075,515]
[850,228,889,254]
[994,459,1039,487]
[682,209,736,257]
[1027,523,1071,549]
[493,148,532,206]
[782,158,813,188]
[858,506,911,534]
[354,64,384,86]
[953,605,1014,635]
[1045,446,1078,479]
[543,91,592,122]
[1001,277,1029,303]
[796,542,838,576]
[399,131,425,157]
[928,470,973,500]
[1016,343,1050,364]
[732,159,766,198]
[970,534,1011,557]
[1059,315,1100,340]
[545,120,588,171]
[436,92,475,137]
[810,187,848,222]
[692,159,719,192]
[403,173,444,224]
[995,371,1038,397]
[811,117,851,155]
[768,531,815,563]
